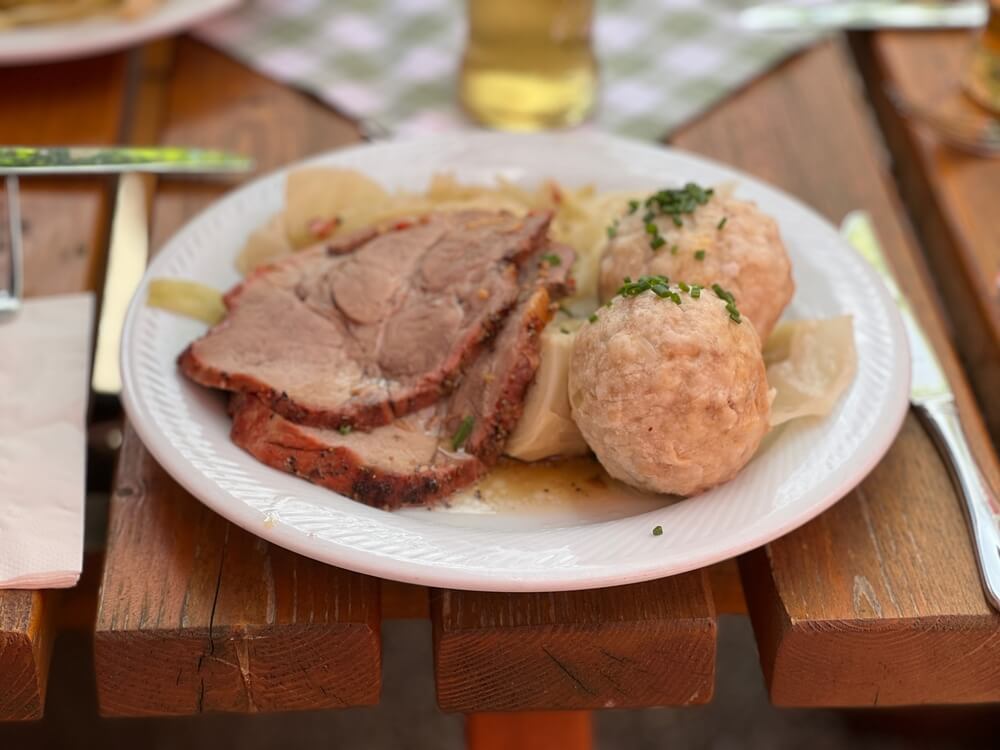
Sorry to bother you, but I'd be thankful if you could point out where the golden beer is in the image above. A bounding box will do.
[460,0,597,131]
[966,0,1000,113]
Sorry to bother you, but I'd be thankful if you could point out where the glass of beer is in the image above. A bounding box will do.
[460,0,598,131]
[965,0,1000,113]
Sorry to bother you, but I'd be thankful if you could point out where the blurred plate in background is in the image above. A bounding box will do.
[0,0,239,66]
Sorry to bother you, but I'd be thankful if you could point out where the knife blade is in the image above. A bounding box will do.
[841,210,1000,611]
[741,1,988,32]
[0,146,253,175]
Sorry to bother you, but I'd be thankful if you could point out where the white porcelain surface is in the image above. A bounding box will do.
[120,132,910,592]
[0,0,238,65]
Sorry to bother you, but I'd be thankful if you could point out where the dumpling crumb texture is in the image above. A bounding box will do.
[569,291,771,496]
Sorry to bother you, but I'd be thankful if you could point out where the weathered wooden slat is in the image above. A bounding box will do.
[95,429,381,715]
[93,39,379,717]
[853,30,1000,444]
[0,593,54,721]
[432,574,716,712]
[671,38,1000,706]
[0,52,127,721]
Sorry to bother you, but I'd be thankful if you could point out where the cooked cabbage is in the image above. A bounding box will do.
[505,318,589,461]
[236,212,293,276]
[146,279,225,325]
[764,316,857,426]
[283,167,390,247]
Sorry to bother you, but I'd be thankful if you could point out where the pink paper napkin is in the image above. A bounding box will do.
[0,293,94,589]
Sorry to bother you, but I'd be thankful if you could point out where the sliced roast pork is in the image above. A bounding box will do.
[229,244,575,509]
[180,210,553,430]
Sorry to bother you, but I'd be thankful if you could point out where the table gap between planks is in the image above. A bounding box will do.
[0,53,127,722]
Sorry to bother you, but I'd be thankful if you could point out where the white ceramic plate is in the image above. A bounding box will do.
[0,0,238,66]
[120,132,910,592]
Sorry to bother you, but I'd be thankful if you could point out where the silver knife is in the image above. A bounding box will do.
[741,1,988,32]
[842,211,1000,611]
[0,145,253,175]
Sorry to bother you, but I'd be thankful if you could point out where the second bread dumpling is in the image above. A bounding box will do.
[598,186,793,341]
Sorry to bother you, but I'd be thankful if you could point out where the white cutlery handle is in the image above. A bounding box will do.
[917,398,1000,611]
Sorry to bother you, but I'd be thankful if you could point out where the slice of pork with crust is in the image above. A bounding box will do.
[229,394,483,509]
[229,243,574,509]
[180,210,552,431]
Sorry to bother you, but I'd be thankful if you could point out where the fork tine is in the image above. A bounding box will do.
[1,175,23,319]
[6,175,23,301]
[885,84,1000,156]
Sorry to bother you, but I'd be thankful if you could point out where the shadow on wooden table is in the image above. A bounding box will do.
[1,617,996,750]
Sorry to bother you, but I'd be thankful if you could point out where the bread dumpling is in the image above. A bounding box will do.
[598,187,793,341]
[569,279,771,496]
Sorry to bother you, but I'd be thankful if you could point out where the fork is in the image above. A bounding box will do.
[885,84,1000,157]
[0,175,23,321]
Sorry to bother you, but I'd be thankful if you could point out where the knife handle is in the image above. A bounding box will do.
[916,398,1000,611]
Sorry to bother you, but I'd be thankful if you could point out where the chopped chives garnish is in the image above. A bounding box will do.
[627,199,639,214]
[717,217,727,230]
[560,326,570,334]
[451,416,475,451]
[338,425,352,435]
[712,283,735,304]
[615,275,703,307]
[617,274,670,297]
[637,184,713,230]
[589,313,599,323]
[643,219,666,251]
[711,283,741,323]
[541,252,562,266]
[670,244,679,255]
[652,525,663,536]
[694,249,706,261]
[606,220,619,240]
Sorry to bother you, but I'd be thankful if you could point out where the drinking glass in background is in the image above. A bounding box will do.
[460,0,598,131]
[965,0,1000,113]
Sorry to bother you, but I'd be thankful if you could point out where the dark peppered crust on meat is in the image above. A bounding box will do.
[229,393,484,509]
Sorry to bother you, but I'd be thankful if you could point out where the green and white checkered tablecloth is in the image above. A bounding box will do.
[196,0,819,140]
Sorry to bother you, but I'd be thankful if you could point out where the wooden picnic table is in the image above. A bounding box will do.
[1,24,999,747]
